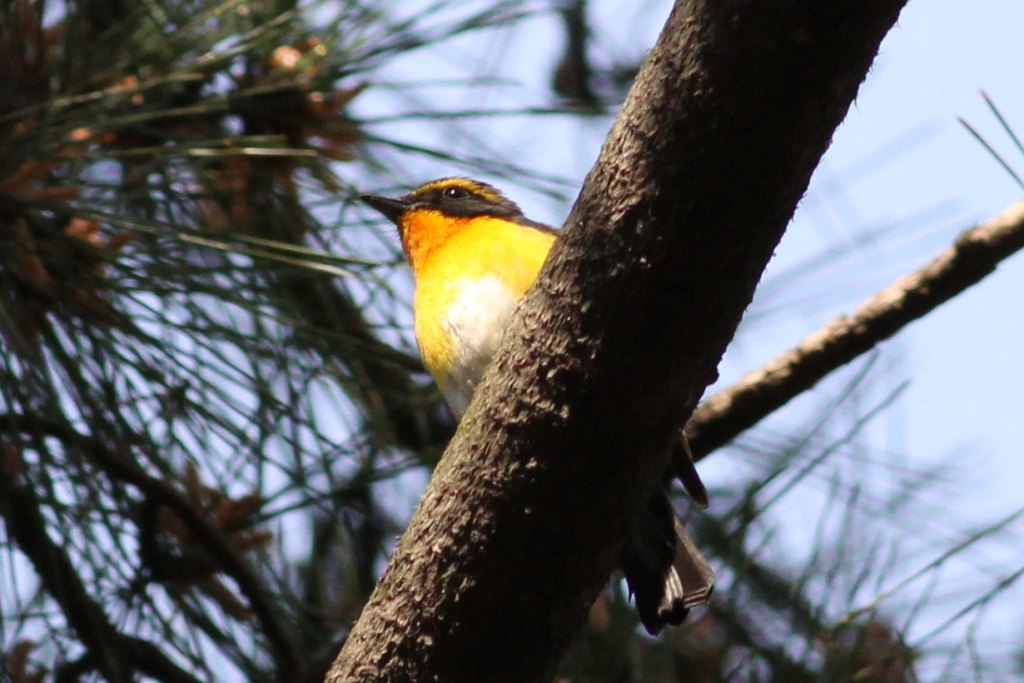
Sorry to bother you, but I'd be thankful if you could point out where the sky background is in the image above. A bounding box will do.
[353,1,1024,676]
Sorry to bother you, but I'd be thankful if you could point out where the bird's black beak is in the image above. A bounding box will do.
[360,194,410,224]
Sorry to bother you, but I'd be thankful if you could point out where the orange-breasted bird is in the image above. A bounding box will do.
[361,177,713,634]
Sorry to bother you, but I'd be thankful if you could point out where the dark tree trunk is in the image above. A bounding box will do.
[327,1,908,681]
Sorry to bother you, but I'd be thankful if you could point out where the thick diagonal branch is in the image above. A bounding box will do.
[686,200,1024,458]
[329,2,908,681]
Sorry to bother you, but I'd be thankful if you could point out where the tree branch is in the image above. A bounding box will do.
[329,1,907,681]
[686,200,1024,459]
[52,636,206,683]
[0,413,303,680]
[0,463,203,683]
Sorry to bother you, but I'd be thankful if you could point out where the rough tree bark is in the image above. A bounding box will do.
[328,1,908,681]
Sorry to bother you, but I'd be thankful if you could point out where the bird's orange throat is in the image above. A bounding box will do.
[398,208,469,276]
[395,208,556,406]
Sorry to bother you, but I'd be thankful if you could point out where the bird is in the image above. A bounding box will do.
[361,177,713,634]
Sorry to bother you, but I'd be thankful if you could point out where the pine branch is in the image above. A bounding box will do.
[0,461,202,683]
[686,200,1024,459]
[246,195,453,451]
[0,412,303,680]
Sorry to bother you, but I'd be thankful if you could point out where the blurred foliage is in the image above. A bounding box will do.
[0,0,1021,681]
[0,0,514,679]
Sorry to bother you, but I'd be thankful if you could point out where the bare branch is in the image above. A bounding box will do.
[686,200,1024,458]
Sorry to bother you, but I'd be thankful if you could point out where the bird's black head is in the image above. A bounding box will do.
[361,177,526,224]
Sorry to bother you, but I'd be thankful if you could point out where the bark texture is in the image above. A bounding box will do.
[328,1,908,681]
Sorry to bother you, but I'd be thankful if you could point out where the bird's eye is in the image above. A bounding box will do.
[441,186,469,200]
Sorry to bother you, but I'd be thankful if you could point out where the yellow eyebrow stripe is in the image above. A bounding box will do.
[410,178,501,203]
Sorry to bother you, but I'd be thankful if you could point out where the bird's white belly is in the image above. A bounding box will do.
[441,275,520,417]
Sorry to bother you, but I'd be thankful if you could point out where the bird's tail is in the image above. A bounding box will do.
[620,491,714,635]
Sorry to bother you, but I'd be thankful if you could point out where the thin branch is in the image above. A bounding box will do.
[687,200,1024,459]
[0,465,202,683]
[0,413,303,680]
[51,636,206,683]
